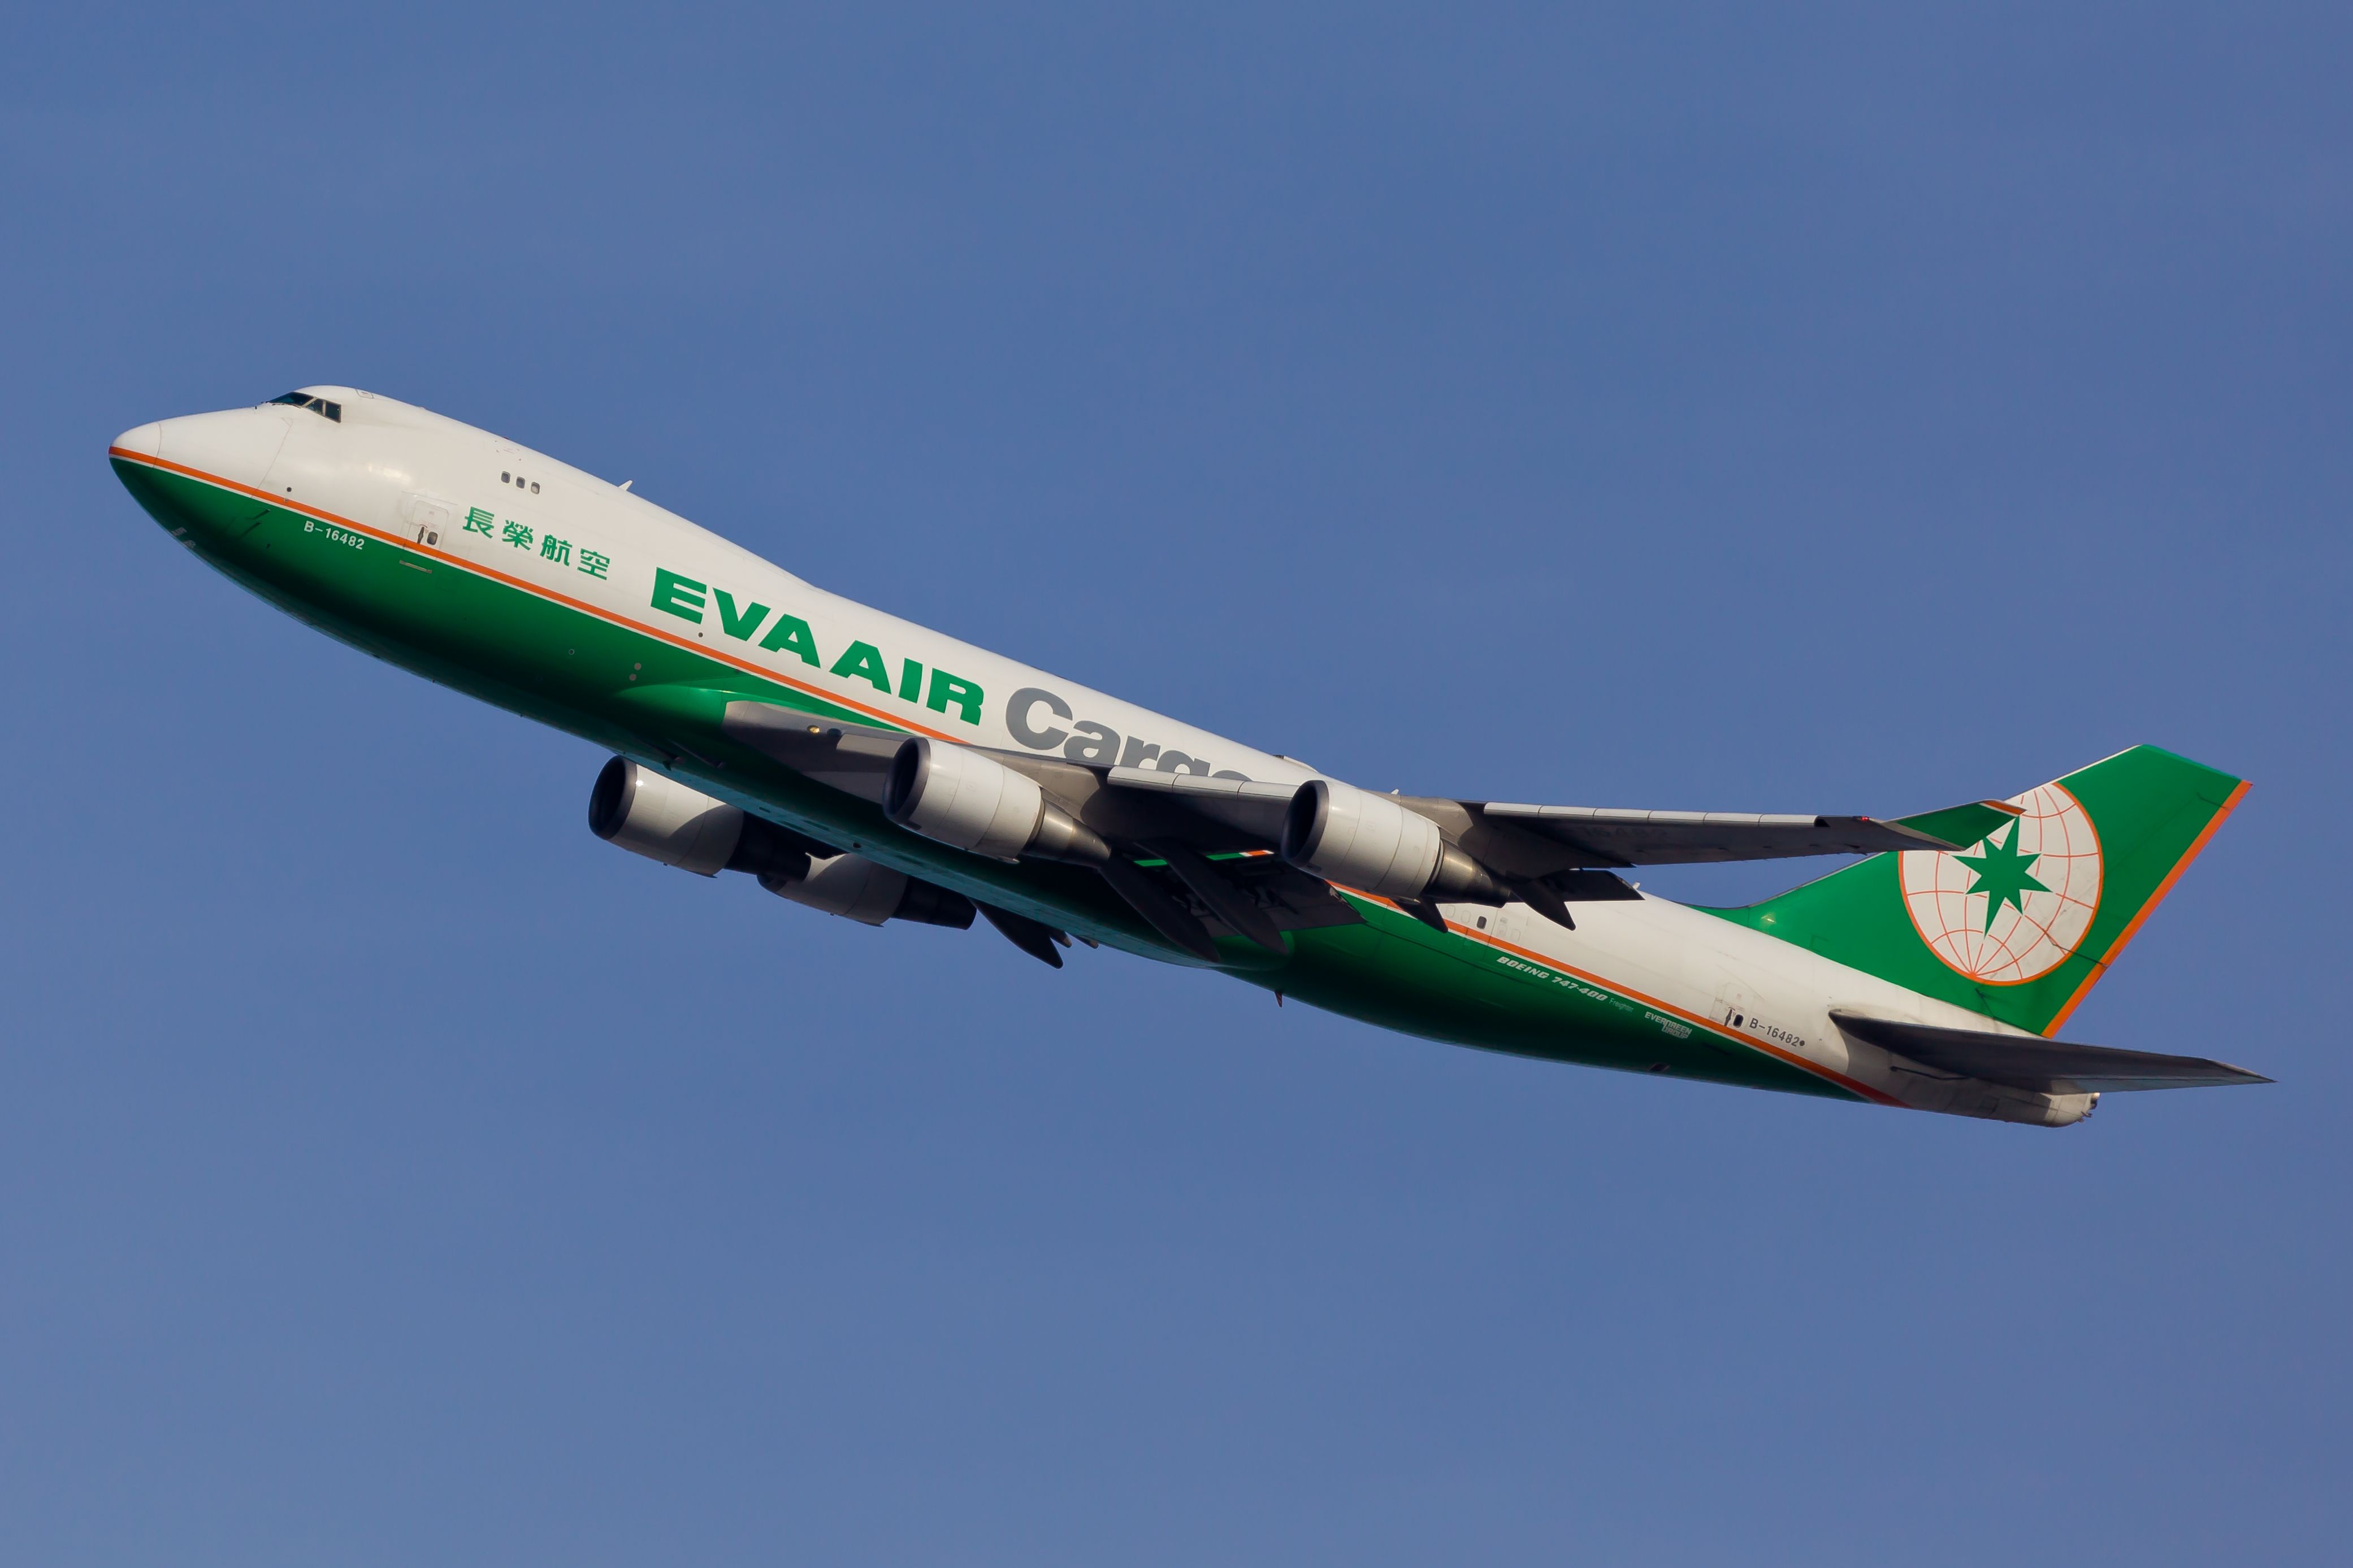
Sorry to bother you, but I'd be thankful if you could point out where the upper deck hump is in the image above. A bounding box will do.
[288,384,808,589]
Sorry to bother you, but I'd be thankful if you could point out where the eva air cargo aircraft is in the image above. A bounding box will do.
[111,386,2268,1127]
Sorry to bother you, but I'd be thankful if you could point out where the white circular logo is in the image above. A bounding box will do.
[1899,782,2103,985]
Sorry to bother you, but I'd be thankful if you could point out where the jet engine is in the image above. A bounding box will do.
[1281,778,1505,904]
[883,737,1107,863]
[588,757,816,878]
[760,854,976,928]
[590,756,976,929]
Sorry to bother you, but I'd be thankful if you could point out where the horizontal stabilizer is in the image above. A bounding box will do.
[1829,1010,2271,1094]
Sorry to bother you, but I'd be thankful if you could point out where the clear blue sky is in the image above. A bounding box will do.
[4,5,2347,1563]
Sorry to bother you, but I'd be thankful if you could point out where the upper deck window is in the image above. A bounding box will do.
[269,392,343,423]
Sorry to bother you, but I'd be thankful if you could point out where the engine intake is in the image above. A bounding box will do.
[1281,778,1503,905]
[883,737,1107,863]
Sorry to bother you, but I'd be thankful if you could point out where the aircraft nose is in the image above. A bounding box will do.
[112,420,162,457]
[134,406,292,490]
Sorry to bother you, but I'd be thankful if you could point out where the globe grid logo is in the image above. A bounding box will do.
[1899,783,2103,984]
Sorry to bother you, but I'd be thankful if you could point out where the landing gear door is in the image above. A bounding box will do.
[399,491,457,549]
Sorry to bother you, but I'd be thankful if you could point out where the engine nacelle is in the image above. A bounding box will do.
[589,757,971,929]
[587,757,811,878]
[883,737,1107,863]
[1281,778,1503,904]
[759,853,977,929]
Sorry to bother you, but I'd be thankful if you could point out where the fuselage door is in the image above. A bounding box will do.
[1716,977,1758,1036]
[399,491,457,549]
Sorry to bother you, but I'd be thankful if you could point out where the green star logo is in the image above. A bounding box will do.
[1954,822,2049,932]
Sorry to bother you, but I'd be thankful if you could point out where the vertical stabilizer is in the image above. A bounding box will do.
[1707,746,2247,1036]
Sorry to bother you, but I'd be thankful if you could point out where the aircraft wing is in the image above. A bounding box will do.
[1092,783,2018,873]
[719,700,2017,870]
[1098,766,1297,839]
[716,698,2029,950]
[1830,1010,2272,1094]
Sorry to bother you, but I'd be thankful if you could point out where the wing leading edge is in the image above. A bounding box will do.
[1471,798,2021,868]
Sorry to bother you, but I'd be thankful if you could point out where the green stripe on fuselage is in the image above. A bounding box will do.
[1272,896,1856,1098]
[116,458,1853,1102]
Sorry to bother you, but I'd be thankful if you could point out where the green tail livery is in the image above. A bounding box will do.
[111,386,2268,1127]
[1708,746,2250,1038]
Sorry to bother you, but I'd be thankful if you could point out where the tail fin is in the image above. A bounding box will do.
[1709,746,2248,1036]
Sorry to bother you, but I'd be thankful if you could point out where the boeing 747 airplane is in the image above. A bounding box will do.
[111,387,2265,1126]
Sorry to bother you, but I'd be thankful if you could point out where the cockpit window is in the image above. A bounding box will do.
[269,392,342,423]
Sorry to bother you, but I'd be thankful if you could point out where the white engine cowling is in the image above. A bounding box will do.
[883,737,1106,863]
[588,756,746,875]
[1281,778,1504,904]
[589,757,816,879]
[1280,778,1441,897]
[765,853,905,924]
[760,853,976,928]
